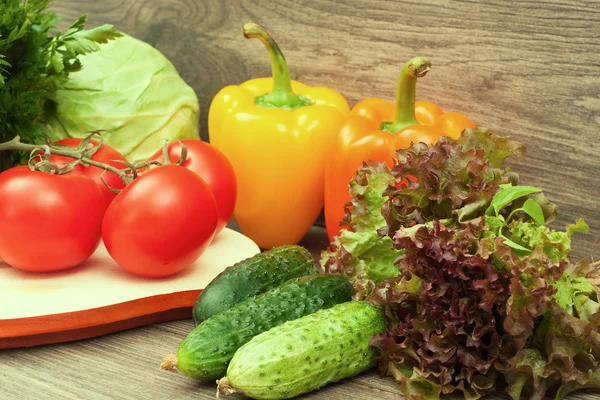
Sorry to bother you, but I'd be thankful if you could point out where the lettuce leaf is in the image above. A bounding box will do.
[321,230,403,298]
[323,128,526,297]
[382,128,524,234]
[552,259,600,321]
[508,218,589,262]
[369,219,511,399]
[321,162,401,295]
[342,161,394,232]
[500,302,600,400]
[369,216,596,400]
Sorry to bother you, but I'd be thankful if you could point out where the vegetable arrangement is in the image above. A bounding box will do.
[161,251,383,399]
[0,3,233,277]
[0,4,597,399]
[178,274,354,380]
[161,126,596,400]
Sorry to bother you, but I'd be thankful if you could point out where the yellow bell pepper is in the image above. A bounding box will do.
[208,23,350,249]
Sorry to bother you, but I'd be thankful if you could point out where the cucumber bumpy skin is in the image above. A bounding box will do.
[176,274,354,380]
[217,301,386,400]
[192,245,316,325]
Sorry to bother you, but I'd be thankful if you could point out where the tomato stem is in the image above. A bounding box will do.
[0,133,135,187]
[174,139,188,166]
[158,138,189,166]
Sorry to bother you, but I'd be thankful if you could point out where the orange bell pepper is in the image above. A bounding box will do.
[324,56,476,242]
[209,24,350,249]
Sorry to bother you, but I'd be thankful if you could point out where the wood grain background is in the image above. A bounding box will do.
[2,1,598,399]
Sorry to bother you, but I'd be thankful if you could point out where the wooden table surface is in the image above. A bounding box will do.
[2,0,599,399]
[1,226,599,400]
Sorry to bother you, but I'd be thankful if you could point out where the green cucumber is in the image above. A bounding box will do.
[217,301,386,400]
[176,274,354,380]
[192,245,316,325]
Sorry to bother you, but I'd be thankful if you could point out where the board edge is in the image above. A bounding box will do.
[0,289,201,349]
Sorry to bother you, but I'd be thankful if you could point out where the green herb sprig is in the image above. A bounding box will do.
[0,0,121,170]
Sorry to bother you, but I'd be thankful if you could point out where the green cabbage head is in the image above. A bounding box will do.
[44,33,200,163]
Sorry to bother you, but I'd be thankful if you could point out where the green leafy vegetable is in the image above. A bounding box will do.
[552,267,600,320]
[321,161,402,295]
[502,236,533,255]
[345,160,393,231]
[521,198,545,226]
[486,184,542,216]
[0,0,121,170]
[508,219,588,263]
[482,180,566,257]
[324,231,402,290]
[567,218,590,237]
[321,127,596,400]
[43,33,200,163]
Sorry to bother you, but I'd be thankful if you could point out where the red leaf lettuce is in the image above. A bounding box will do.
[320,128,595,399]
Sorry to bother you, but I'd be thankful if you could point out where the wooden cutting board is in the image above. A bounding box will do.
[0,228,260,349]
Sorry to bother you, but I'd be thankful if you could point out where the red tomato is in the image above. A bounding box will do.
[148,140,236,235]
[0,166,105,272]
[48,138,127,208]
[102,165,219,278]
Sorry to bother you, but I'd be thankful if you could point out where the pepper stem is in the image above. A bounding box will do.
[382,56,431,134]
[243,23,313,110]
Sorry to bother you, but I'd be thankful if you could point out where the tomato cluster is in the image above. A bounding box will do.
[0,139,236,278]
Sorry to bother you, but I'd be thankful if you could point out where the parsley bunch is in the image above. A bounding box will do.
[0,0,121,170]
